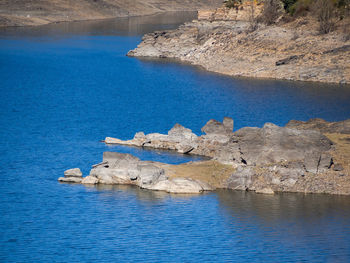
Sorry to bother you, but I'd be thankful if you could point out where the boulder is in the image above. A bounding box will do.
[82,176,99,184]
[168,123,198,141]
[137,164,166,188]
[226,166,254,190]
[134,131,146,139]
[201,119,229,135]
[58,177,82,183]
[150,178,207,193]
[64,168,82,178]
[103,152,140,169]
[223,117,234,133]
[90,167,132,184]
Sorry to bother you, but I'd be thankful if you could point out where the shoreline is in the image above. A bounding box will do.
[128,8,350,84]
[0,10,195,29]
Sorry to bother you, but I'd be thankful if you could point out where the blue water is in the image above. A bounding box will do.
[1,13,350,262]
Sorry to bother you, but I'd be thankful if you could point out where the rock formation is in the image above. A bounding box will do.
[58,168,83,183]
[101,117,350,195]
[59,152,212,194]
[60,118,350,195]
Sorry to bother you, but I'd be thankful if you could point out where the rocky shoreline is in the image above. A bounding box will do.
[128,7,350,84]
[60,118,350,195]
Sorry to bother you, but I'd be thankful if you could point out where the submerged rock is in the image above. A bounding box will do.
[58,177,82,183]
[255,188,275,195]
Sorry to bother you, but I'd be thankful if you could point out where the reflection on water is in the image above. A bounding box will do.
[0,11,197,38]
[217,190,350,222]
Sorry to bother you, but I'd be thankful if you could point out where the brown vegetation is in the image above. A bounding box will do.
[160,161,235,189]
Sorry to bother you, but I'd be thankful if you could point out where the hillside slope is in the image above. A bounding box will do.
[0,0,222,27]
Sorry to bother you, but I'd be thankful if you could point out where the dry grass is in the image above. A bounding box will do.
[161,160,235,188]
[325,133,350,175]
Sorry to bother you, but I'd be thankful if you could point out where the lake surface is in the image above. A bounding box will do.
[1,12,350,262]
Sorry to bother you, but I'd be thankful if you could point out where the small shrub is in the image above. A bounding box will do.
[281,0,298,11]
[248,1,259,31]
[261,0,283,24]
[289,0,313,15]
[224,0,243,9]
[313,0,336,33]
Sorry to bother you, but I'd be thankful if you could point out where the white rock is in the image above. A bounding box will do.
[64,168,82,178]
[82,176,99,184]
[150,178,205,194]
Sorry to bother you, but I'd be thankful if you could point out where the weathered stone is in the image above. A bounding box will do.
[58,176,82,183]
[168,123,198,141]
[134,132,146,139]
[318,153,333,173]
[64,168,82,178]
[226,166,254,190]
[82,176,99,184]
[137,164,166,187]
[212,142,241,165]
[235,123,332,173]
[223,117,234,133]
[150,178,207,193]
[103,152,140,169]
[90,167,132,184]
[201,119,228,135]
[255,188,275,194]
[176,144,194,154]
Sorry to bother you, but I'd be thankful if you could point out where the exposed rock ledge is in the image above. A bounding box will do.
[60,118,350,195]
[128,8,350,84]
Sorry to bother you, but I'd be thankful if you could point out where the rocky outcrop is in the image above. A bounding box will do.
[105,118,333,173]
[60,152,211,194]
[128,8,350,84]
[58,168,83,183]
[59,118,349,195]
[235,123,333,173]
[106,123,199,154]
[102,118,350,195]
